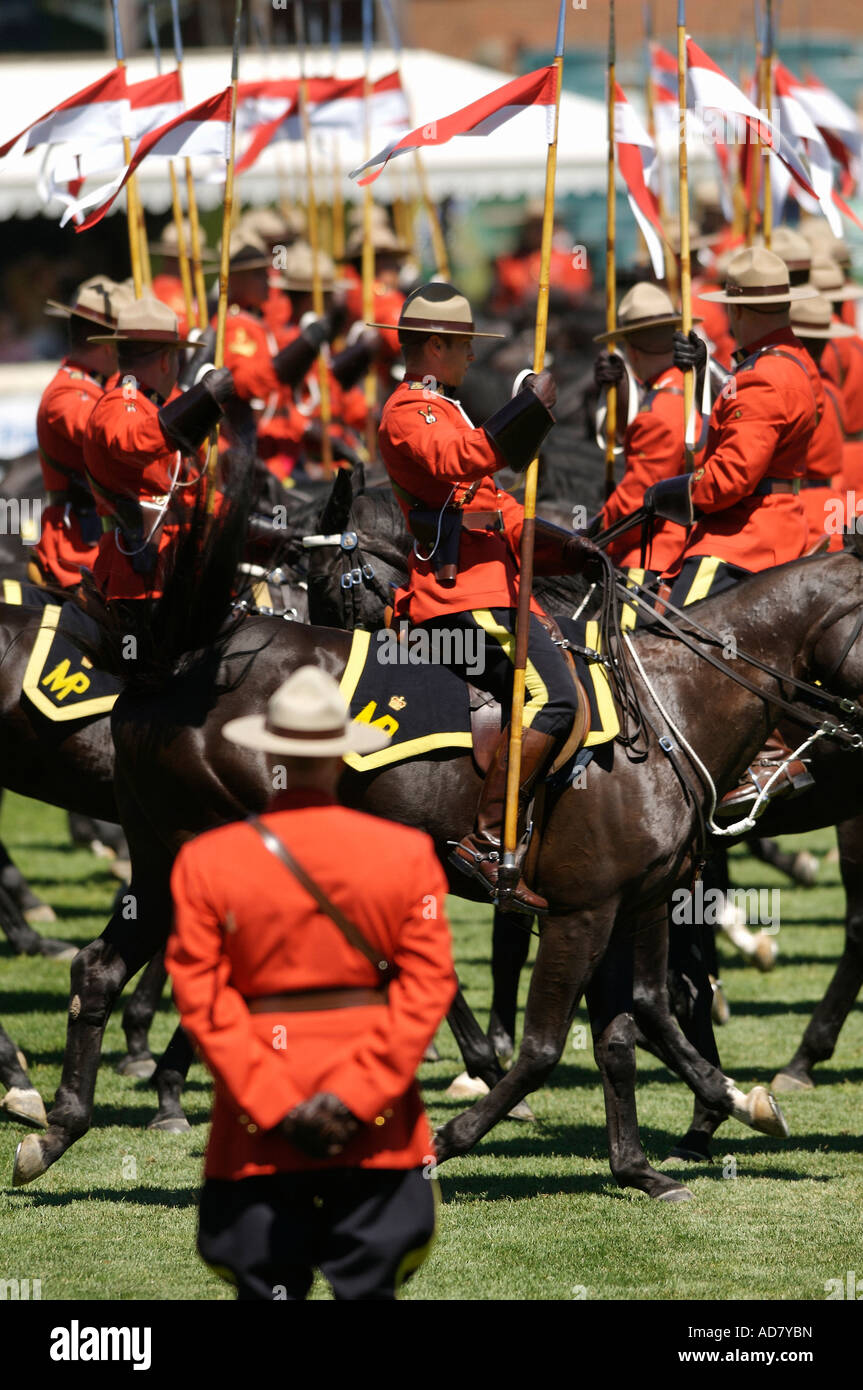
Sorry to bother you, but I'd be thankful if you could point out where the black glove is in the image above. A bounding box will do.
[643,473,697,527]
[561,532,606,581]
[327,296,350,341]
[673,329,707,373]
[202,366,235,405]
[524,369,557,411]
[593,351,625,391]
[276,1091,360,1158]
[331,334,379,391]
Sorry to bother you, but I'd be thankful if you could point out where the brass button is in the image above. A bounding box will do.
[374,1115,386,1126]
[238,1113,250,1126]
[247,1123,258,1135]
[384,1108,393,1118]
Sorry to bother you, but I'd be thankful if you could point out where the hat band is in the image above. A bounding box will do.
[263,717,346,742]
[399,315,476,334]
[118,328,181,342]
[618,311,678,329]
[725,281,791,297]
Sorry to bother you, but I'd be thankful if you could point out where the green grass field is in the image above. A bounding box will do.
[0,792,861,1301]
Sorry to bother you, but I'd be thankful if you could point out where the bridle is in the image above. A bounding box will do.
[301,528,397,626]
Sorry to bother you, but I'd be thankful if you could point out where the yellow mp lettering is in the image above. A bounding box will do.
[41,660,91,701]
[355,700,399,736]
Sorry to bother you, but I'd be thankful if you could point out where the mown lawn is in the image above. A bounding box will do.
[0,793,860,1301]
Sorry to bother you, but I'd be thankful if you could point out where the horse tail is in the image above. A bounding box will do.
[76,456,254,692]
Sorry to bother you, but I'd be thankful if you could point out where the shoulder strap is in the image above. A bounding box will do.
[246,815,394,981]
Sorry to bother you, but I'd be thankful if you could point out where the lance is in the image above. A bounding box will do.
[295,0,334,474]
[761,0,774,247]
[677,0,695,471]
[604,0,617,500]
[329,1,345,264]
[747,0,764,244]
[148,3,194,330]
[499,0,567,895]
[205,0,243,509]
[361,0,377,455]
[378,0,451,279]
[172,0,208,328]
[254,12,298,229]
[110,0,143,297]
[643,1,676,292]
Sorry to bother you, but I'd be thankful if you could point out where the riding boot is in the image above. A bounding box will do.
[718,727,815,815]
[449,726,557,915]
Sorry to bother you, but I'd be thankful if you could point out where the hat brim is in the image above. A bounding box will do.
[791,319,857,339]
[44,300,115,328]
[221,713,391,757]
[814,282,863,302]
[86,331,198,347]
[593,313,702,345]
[369,320,506,339]
[700,283,820,305]
[229,255,276,271]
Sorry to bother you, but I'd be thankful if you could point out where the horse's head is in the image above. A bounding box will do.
[808,545,863,703]
[306,472,409,630]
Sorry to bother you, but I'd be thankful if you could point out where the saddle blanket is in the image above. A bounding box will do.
[338,616,619,773]
[1,578,120,723]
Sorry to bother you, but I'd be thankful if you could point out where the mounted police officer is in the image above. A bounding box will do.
[376,282,603,915]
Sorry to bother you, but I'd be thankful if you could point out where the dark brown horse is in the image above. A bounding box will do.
[13,492,863,1197]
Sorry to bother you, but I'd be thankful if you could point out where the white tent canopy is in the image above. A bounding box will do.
[0,47,611,219]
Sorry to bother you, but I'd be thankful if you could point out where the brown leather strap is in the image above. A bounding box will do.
[246,816,395,981]
[245,987,388,1013]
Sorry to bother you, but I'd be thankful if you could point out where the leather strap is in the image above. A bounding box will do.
[245,987,388,1012]
[752,477,802,495]
[246,816,395,981]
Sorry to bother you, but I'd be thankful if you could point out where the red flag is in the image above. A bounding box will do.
[0,69,129,160]
[350,65,557,186]
[615,84,667,280]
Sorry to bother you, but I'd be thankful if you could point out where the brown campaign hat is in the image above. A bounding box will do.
[799,216,852,268]
[45,275,121,329]
[594,282,700,344]
[149,218,219,262]
[88,292,197,346]
[240,206,306,245]
[227,229,274,272]
[763,226,812,274]
[344,222,411,260]
[699,246,819,305]
[277,240,339,292]
[808,252,863,303]
[790,294,857,339]
[371,282,505,339]
[222,665,390,758]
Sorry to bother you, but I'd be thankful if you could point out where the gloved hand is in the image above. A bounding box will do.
[202,366,235,404]
[327,296,350,341]
[578,513,603,539]
[673,329,707,374]
[593,350,625,391]
[276,1091,361,1158]
[562,532,606,581]
[524,369,557,411]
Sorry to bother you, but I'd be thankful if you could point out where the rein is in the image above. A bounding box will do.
[615,572,863,747]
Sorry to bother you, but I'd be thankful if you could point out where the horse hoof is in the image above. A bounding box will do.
[792,850,819,886]
[12,1134,49,1186]
[37,939,79,962]
[23,903,57,925]
[445,1071,489,1100]
[734,1085,789,1139]
[1,1088,48,1129]
[147,1115,191,1133]
[116,1054,157,1080]
[770,1070,814,1094]
[506,1099,535,1122]
[752,934,779,972]
[422,1041,441,1064]
[657,1186,694,1202]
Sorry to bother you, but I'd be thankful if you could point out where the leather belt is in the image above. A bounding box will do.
[800,479,832,490]
[461,509,504,532]
[847,427,863,442]
[245,987,389,1013]
[752,477,802,495]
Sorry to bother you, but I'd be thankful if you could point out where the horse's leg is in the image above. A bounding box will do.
[0,1019,47,1128]
[445,985,507,1088]
[67,813,129,862]
[750,835,819,887]
[585,925,692,1201]
[434,907,614,1164]
[488,909,532,1065]
[0,848,76,960]
[633,910,788,1160]
[11,862,168,1186]
[0,827,57,926]
[116,952,167,1079]
[773,815,863,1092]
[149,1023,196,1132]
[709,845,778,972]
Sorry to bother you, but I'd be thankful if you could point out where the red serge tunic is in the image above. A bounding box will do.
[378,379,543,624]
[669,328,823,575]
[824,332,863,492]
[83,382,206,602]
[598,366,703,574]
[34,360,106,587]
[801,377,845,552]
[151,274,190,338]
[167,790,457,1179]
